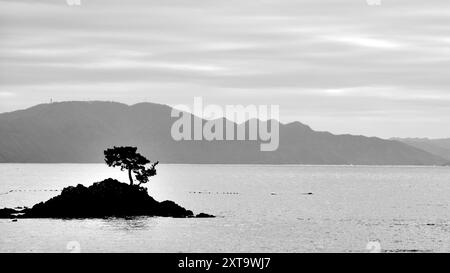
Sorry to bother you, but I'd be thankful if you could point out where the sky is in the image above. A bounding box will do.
[0,0,450,138]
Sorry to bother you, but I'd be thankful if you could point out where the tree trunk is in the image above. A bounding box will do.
[128,168,134,185]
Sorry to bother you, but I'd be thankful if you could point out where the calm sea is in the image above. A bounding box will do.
[1,164,450,253]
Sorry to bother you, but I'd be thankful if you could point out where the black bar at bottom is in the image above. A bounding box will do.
[0,253,438,272]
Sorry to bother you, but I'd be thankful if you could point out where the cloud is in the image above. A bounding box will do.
[323,36,403,49]
[0,91,15,97]
[0,0,450,138]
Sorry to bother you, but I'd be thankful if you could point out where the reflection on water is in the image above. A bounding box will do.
[100,216,157,232]
[1,164,450,252]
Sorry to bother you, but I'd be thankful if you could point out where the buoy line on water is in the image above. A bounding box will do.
[188,191,240,195]
[2,189,242,196]
[0,189,62,195]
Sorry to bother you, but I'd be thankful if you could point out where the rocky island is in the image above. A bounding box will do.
[0,179,213,219]
[0,146,214,219]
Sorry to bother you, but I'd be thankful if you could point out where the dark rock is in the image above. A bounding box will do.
[157,200,193,218]
[0,208,19,218]
[1,179,212,219]
[195,213,215,218]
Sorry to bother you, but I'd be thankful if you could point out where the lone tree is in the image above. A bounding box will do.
[104,146,159,186]
[135,162,159,186]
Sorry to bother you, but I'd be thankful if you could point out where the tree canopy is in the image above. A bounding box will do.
[104,146,158,186]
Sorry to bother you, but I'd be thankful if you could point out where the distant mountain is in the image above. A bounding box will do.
[393,138,450,162]
[0,101,447,165]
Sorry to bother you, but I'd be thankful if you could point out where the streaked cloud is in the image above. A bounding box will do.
[323,36,404,49]
[0,0,449,138]
[0,91,15,97]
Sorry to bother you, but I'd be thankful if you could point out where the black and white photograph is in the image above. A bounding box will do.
[1,0,450,260]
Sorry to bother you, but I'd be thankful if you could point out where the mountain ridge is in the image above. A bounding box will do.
[0,101,448,165]
[393,137,450,162]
